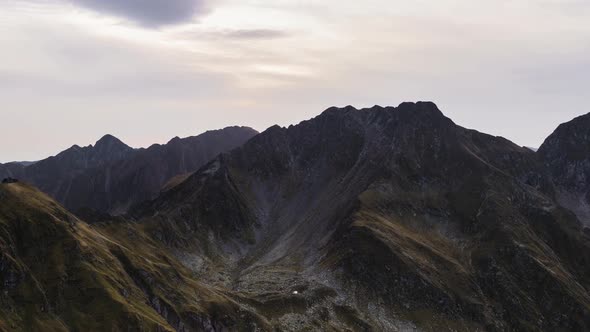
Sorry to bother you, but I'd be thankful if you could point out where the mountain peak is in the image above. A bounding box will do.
[324,101,443,115]
[95,134,127,148]
[221,125,258,132]
[93,134,133,158]
[395,101,445,116]
[398,100,439,108]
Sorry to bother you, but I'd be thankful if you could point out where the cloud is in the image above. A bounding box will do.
[174,28,291,42]
[220,29,290,40]
[68,0,209,27]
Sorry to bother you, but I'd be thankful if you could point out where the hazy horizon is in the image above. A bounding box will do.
[2,0,589,162]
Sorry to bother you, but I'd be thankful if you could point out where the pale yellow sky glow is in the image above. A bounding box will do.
[1,0,589,162]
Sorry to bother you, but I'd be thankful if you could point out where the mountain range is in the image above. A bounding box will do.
[1,102,590,331]
[0,126,258,215]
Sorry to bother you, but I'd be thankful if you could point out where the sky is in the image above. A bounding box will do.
[1,0,589,162]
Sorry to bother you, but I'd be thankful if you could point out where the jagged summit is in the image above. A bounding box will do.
[311,101,453,136]
[324,101,443,113]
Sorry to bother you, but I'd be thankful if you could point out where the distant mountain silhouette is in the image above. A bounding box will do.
[21,134,135,205]
[0,127,258,214]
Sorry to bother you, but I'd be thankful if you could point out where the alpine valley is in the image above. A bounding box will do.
[2,102,590,331]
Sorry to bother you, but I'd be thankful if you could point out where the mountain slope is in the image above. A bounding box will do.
[21,134,135,206]
[538,112,590,226]
[0,181,268,331]
[136,102,590,331]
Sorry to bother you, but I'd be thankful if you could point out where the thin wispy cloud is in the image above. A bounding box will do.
[175,28,292,41]
[220,29,290,40]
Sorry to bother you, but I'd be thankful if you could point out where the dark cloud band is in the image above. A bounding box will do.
[70,0,207,27]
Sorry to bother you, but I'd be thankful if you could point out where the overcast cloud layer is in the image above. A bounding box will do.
[1,0,589,162]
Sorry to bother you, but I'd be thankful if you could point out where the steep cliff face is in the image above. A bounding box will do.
[538,113,590,226]
[136,102,590,331]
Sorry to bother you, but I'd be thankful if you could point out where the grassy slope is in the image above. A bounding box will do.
[0,183,267,331]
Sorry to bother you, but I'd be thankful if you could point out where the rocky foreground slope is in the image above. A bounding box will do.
[0,182,268,331]
[2,102,590,331]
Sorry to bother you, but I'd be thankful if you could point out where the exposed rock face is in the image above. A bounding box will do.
[538,113,590,226]
[3,127,258,215]
[136,102,590,331]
